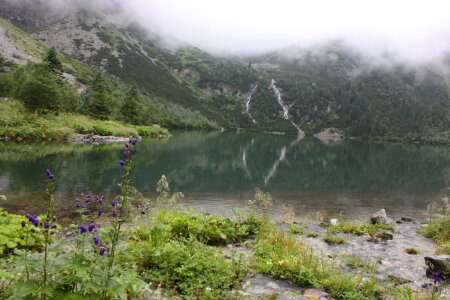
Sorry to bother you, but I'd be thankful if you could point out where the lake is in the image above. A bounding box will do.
[1,131,449,222]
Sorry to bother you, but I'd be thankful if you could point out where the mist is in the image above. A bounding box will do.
[17,0,450,62]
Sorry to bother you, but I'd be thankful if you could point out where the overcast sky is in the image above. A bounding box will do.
[105,0,450,60]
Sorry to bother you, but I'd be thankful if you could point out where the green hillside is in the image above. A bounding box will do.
[1,6,450,143]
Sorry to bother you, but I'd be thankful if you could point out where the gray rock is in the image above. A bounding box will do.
[303,289,331,299]
[424,255,450,277]
[370,209,393,225]
[0,195,6,201]
[276,292,310,300]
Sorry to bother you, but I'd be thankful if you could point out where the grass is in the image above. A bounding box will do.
[0,100,168,140]
[324,219,393,236]
[252,222,428,300]
[306,231,320,238]
[288,224,304,235]
[324,234,347,244]
[405,247,420,255]
[418,217,450,254]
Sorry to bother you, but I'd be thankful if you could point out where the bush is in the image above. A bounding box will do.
[92,125,113,136]
[147,210,262,245]
[72,124,89,134]
[135,239,247,299]
[0,209,44,255]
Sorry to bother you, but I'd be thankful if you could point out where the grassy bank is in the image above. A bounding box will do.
[0,100,169,140]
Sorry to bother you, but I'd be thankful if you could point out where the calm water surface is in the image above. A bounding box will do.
[1,131,450,221]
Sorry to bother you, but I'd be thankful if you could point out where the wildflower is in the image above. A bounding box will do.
[118,204,122,210]
[99,247,106,256]
[123,151,129,159]
[112,210,118,218]
[44,221,50,229]
[29,216,39,227]
[93,236,99,246]
[124,143,129,148]
[88,222,95,232]
[86,195,92,203]
[98,209,103,217]
[85,209,91,216]
[140,211,146,215]
[80,224,88,234]
[118,160,125,166]
[30,229,35,233]
[21,220,26,227]
[129,137,138,145]
[51,224,57,229]
[111,200,117,207]
[45,169,55,181]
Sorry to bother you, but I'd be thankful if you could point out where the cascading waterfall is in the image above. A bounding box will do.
[269,79,305,137]
[243,83,258,123]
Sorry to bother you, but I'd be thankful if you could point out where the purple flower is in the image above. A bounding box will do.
[44,221,50,229]
[118,204,122,210]
[45,169,56,181]
[21,220,26,227]
[76,203,81,209]
[123,151,129,159]
[30,228,35,233]
[112,210,118,218]
[129,137,138,146]
[124,143,129,148]
[85,209,91,216]
[111,200,117,207]
[99,247,106,256]
[93,236,99,246]
[431,271,443,284]
[51,224,57,229]
[140,211,146,215]
[97,196,103,205]
[98,209,103,217]
[30,216,39,227]
[80,224,88,234]
[86,195,92,203]
[118,160,125,166]
[88,222,95,232]
[81,204,86,208]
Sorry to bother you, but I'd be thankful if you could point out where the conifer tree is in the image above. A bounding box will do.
[120,85,142,124]
[88,73,111,120]
[44,47,63,74]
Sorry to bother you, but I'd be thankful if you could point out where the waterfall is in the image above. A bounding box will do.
[243,83,258,123]
[269,79,305,137]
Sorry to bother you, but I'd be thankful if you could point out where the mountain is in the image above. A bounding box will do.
[1,1,450,143]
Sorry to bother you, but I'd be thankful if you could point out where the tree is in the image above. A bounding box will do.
[13,63,63,112]
[88,73,111,120]
[120,85,142,124]
[44,47,62,74]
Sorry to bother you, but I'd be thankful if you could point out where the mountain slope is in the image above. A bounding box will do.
[1,3,450,142]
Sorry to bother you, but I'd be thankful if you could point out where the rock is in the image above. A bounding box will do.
[370,209,393,225]
[152,124,161,129]
[424,255,450,277]
[16,136,23,142]
[0,195,6,201]
[376,232,393,241]
[276,292,310,300]
[388,274,412,285]
[303,289,330,299]
[401,217,414,223]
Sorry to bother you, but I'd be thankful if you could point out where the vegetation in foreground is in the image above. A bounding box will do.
[418,216,450,255]
[0,139,446,299]
[0,100,168,140]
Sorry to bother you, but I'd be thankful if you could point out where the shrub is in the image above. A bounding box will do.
[142,210,262,246]
[92,125,113,136]
[72,123,89,134]
[134,239,247,299]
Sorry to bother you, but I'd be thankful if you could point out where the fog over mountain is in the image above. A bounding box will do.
[4,0,450,62]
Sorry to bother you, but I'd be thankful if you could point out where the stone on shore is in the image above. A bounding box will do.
[424,255,450,277]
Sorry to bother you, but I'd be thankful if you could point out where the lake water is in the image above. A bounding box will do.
[1,131,450,222]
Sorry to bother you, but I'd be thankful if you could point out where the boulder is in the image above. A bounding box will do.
[424,255,450,277]
[0,195,6,201]
[370,209,393,225]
